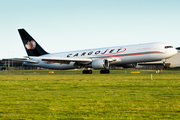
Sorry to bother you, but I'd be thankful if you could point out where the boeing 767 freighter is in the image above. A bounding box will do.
[17,29,177,74]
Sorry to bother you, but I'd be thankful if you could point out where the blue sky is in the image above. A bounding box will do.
[0,0,180,59]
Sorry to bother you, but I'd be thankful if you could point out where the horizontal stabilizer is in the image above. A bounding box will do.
[2,58,39,64]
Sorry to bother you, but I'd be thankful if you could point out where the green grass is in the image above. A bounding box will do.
[0,70,180,119]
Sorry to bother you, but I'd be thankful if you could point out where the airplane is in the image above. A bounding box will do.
[17,28,177,74]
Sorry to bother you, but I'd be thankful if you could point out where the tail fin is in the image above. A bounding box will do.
[18,29,48,56]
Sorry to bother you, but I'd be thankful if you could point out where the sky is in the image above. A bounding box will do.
[0,0,180,59]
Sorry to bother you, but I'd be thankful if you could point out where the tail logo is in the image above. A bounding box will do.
[25,40,36,50]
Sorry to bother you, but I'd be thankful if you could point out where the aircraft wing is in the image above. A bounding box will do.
[29,56,93,64]
[4,57,117,65]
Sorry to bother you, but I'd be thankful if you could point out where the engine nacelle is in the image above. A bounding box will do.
[92,59,109,69]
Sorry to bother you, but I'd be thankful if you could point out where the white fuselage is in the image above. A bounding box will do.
[24,42,177,70]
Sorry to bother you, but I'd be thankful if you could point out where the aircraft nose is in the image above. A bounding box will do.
[166,48,178,58]
[171,48,178,56]
[174,48,178,54]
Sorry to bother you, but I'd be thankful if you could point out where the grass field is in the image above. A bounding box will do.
[0,70,180,119]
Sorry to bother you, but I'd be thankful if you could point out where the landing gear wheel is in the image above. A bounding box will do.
[82,70,92,74]
[100,70,110,74]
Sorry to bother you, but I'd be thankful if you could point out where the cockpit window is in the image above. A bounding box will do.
[165,46,173,49]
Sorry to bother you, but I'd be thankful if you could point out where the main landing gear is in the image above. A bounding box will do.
[82,69,110,74]
[82,70,92,74]
[100,69,110,74]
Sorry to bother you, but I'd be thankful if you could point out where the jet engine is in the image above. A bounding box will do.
[91,59,109,69]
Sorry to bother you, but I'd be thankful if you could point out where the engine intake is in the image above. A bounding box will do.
[92,59,109,69]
